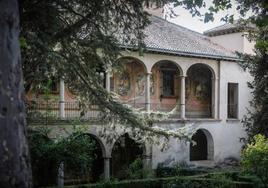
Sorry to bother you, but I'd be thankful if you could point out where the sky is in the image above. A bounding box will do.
[166,0,244,33]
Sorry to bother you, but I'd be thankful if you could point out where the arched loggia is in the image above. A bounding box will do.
[150,60,183,116]
[111,133,144,180]
[64,134,105,185]
[112,57,147,109]
[186,63,215,118]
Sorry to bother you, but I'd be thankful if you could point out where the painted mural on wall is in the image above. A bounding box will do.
[114,59,146,102]
[186,64,212,117]
[118,70,131,96]
[135,73,146,96]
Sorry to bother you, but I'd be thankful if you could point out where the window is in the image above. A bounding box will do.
[162,71,175,96]
[227,83,238,119]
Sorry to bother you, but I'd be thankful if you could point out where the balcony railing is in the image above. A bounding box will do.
[26,100,214,123]
[26,101,100,123]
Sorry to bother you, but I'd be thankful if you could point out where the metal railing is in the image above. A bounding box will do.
[26,100,100,123]
[26,100,216,123]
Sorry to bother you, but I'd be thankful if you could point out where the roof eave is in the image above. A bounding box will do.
[119,44,241,62]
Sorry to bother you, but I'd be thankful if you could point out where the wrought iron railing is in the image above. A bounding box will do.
[26,100,100,123]
[26,100,215,123]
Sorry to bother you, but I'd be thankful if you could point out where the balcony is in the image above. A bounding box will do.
[26,101,101,123]
[26,99,215,124]
[27,58,219,123]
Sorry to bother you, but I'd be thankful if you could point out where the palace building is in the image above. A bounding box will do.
[27,16,254,183]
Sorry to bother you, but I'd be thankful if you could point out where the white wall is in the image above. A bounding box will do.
[209,32,255,55]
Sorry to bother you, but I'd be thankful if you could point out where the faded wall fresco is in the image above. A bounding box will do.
[112,60,181,112]
[113,60,146,104]
[186,64,212,118]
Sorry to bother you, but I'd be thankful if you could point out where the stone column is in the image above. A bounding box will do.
[180,75,186,119]
[105,71,111,92]
[57,162,64,187]
[104,157,111,180]
[145,72,151,112]
[212,77,219,119]
[59,79,65,119]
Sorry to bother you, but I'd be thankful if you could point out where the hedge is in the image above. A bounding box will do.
[49,176,253,188]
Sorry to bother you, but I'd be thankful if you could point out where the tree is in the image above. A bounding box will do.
[0,0,32,187]
[1,0,267,187]
[242,134,268,187]
[19,0,194,140]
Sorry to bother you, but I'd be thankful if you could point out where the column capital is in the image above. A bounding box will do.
[211,77,219,80]
[180,74,187,78]
[146,72,152,76]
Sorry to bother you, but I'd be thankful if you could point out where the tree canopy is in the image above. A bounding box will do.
[19,0,268,139]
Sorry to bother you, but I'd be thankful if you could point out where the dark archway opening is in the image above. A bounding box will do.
[64,134,104,185]
[111,134,143,180]
[190,130,208,161]
[28,130,58,188]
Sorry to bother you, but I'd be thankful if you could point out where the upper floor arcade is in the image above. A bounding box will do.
[27,51,234,123]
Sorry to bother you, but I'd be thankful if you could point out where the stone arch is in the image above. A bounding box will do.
[150,60,183,76]
[64,133,105,184]
[110,133,145,180]
[28,130,57,187]
[116,56,148,73]
[186,63,215,79]
[190,129,214,161]
[185,63,215,118]
[150,60,183,115]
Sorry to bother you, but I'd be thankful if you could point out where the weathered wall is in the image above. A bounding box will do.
[28,51,252,169]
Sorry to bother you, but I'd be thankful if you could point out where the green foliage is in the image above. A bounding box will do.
[50,175,253,188]
[241,134,268,188]
[28,128,96,187]
[124,158,152,180]
[239,1,268,139]
[155,162,207,178]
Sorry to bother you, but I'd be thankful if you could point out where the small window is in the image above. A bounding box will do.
[162,71,175,96]
[227,83,238,119]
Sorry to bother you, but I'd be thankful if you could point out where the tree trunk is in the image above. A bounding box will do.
[0,0,32,187]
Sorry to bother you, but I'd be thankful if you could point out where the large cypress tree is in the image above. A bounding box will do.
[0,0,32,187]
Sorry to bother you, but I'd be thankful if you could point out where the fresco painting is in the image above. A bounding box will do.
[186,64,212,117]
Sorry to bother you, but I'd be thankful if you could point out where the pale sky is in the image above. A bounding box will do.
[166,0,245,33]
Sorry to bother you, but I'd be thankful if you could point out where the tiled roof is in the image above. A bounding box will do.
[204,22,239,36]
[120,16,239,61]
[203,21,255,37]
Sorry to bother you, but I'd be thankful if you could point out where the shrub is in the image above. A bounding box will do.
[28,128,96,187]
[53,175,253,188]
[155,163,207,178]
[241,134,268,188]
